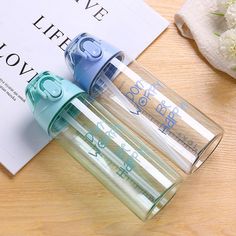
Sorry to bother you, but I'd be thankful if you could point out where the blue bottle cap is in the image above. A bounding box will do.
[65,33,124,94]
[25,71,85,135]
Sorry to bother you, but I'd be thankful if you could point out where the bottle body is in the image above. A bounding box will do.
[87,57,224,174]
[49,94,182,221]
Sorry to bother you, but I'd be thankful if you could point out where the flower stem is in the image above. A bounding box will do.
[214,32,221,37]
[211,12,225,16]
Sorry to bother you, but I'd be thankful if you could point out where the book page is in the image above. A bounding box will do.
[0,0,168,174]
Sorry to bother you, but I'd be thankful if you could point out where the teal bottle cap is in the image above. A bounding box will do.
[25,71,85,135]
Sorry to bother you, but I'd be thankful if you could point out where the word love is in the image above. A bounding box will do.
[74,0,109,21]
[0,43,38,83]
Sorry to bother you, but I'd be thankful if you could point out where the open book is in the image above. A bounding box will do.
[0,0,168,174]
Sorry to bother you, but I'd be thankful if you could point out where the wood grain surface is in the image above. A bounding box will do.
[1,0,236,235]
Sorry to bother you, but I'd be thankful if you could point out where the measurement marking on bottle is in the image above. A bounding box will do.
[137,107,199,156]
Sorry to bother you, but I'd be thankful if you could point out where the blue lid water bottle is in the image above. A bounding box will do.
[65,33,224,174]
[25,71,182,221]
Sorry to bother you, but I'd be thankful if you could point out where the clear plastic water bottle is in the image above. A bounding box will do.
[25,71,182,221]
[65,33,224,174]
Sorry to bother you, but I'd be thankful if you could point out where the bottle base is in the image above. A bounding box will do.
[191,133,224,173]
[144,182,181,221]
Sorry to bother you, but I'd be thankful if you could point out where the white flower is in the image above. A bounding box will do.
[217,0,236,14]
[219,29,236,61]
[225,3,236,28]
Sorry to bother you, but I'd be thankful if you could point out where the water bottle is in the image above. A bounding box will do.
[25,71,182,221]
[65,33,224,174]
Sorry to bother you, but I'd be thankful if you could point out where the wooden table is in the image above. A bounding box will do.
[1,0,236,235]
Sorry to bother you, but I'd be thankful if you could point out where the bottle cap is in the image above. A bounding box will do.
[25,71,84,135]
[65,33,124,94]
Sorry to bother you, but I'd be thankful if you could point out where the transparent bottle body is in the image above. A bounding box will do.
[90,57,224,174]
[49,94,182,221]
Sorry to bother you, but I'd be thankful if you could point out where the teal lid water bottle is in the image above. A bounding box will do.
[26,71,182,221]
[65,33,224,174]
